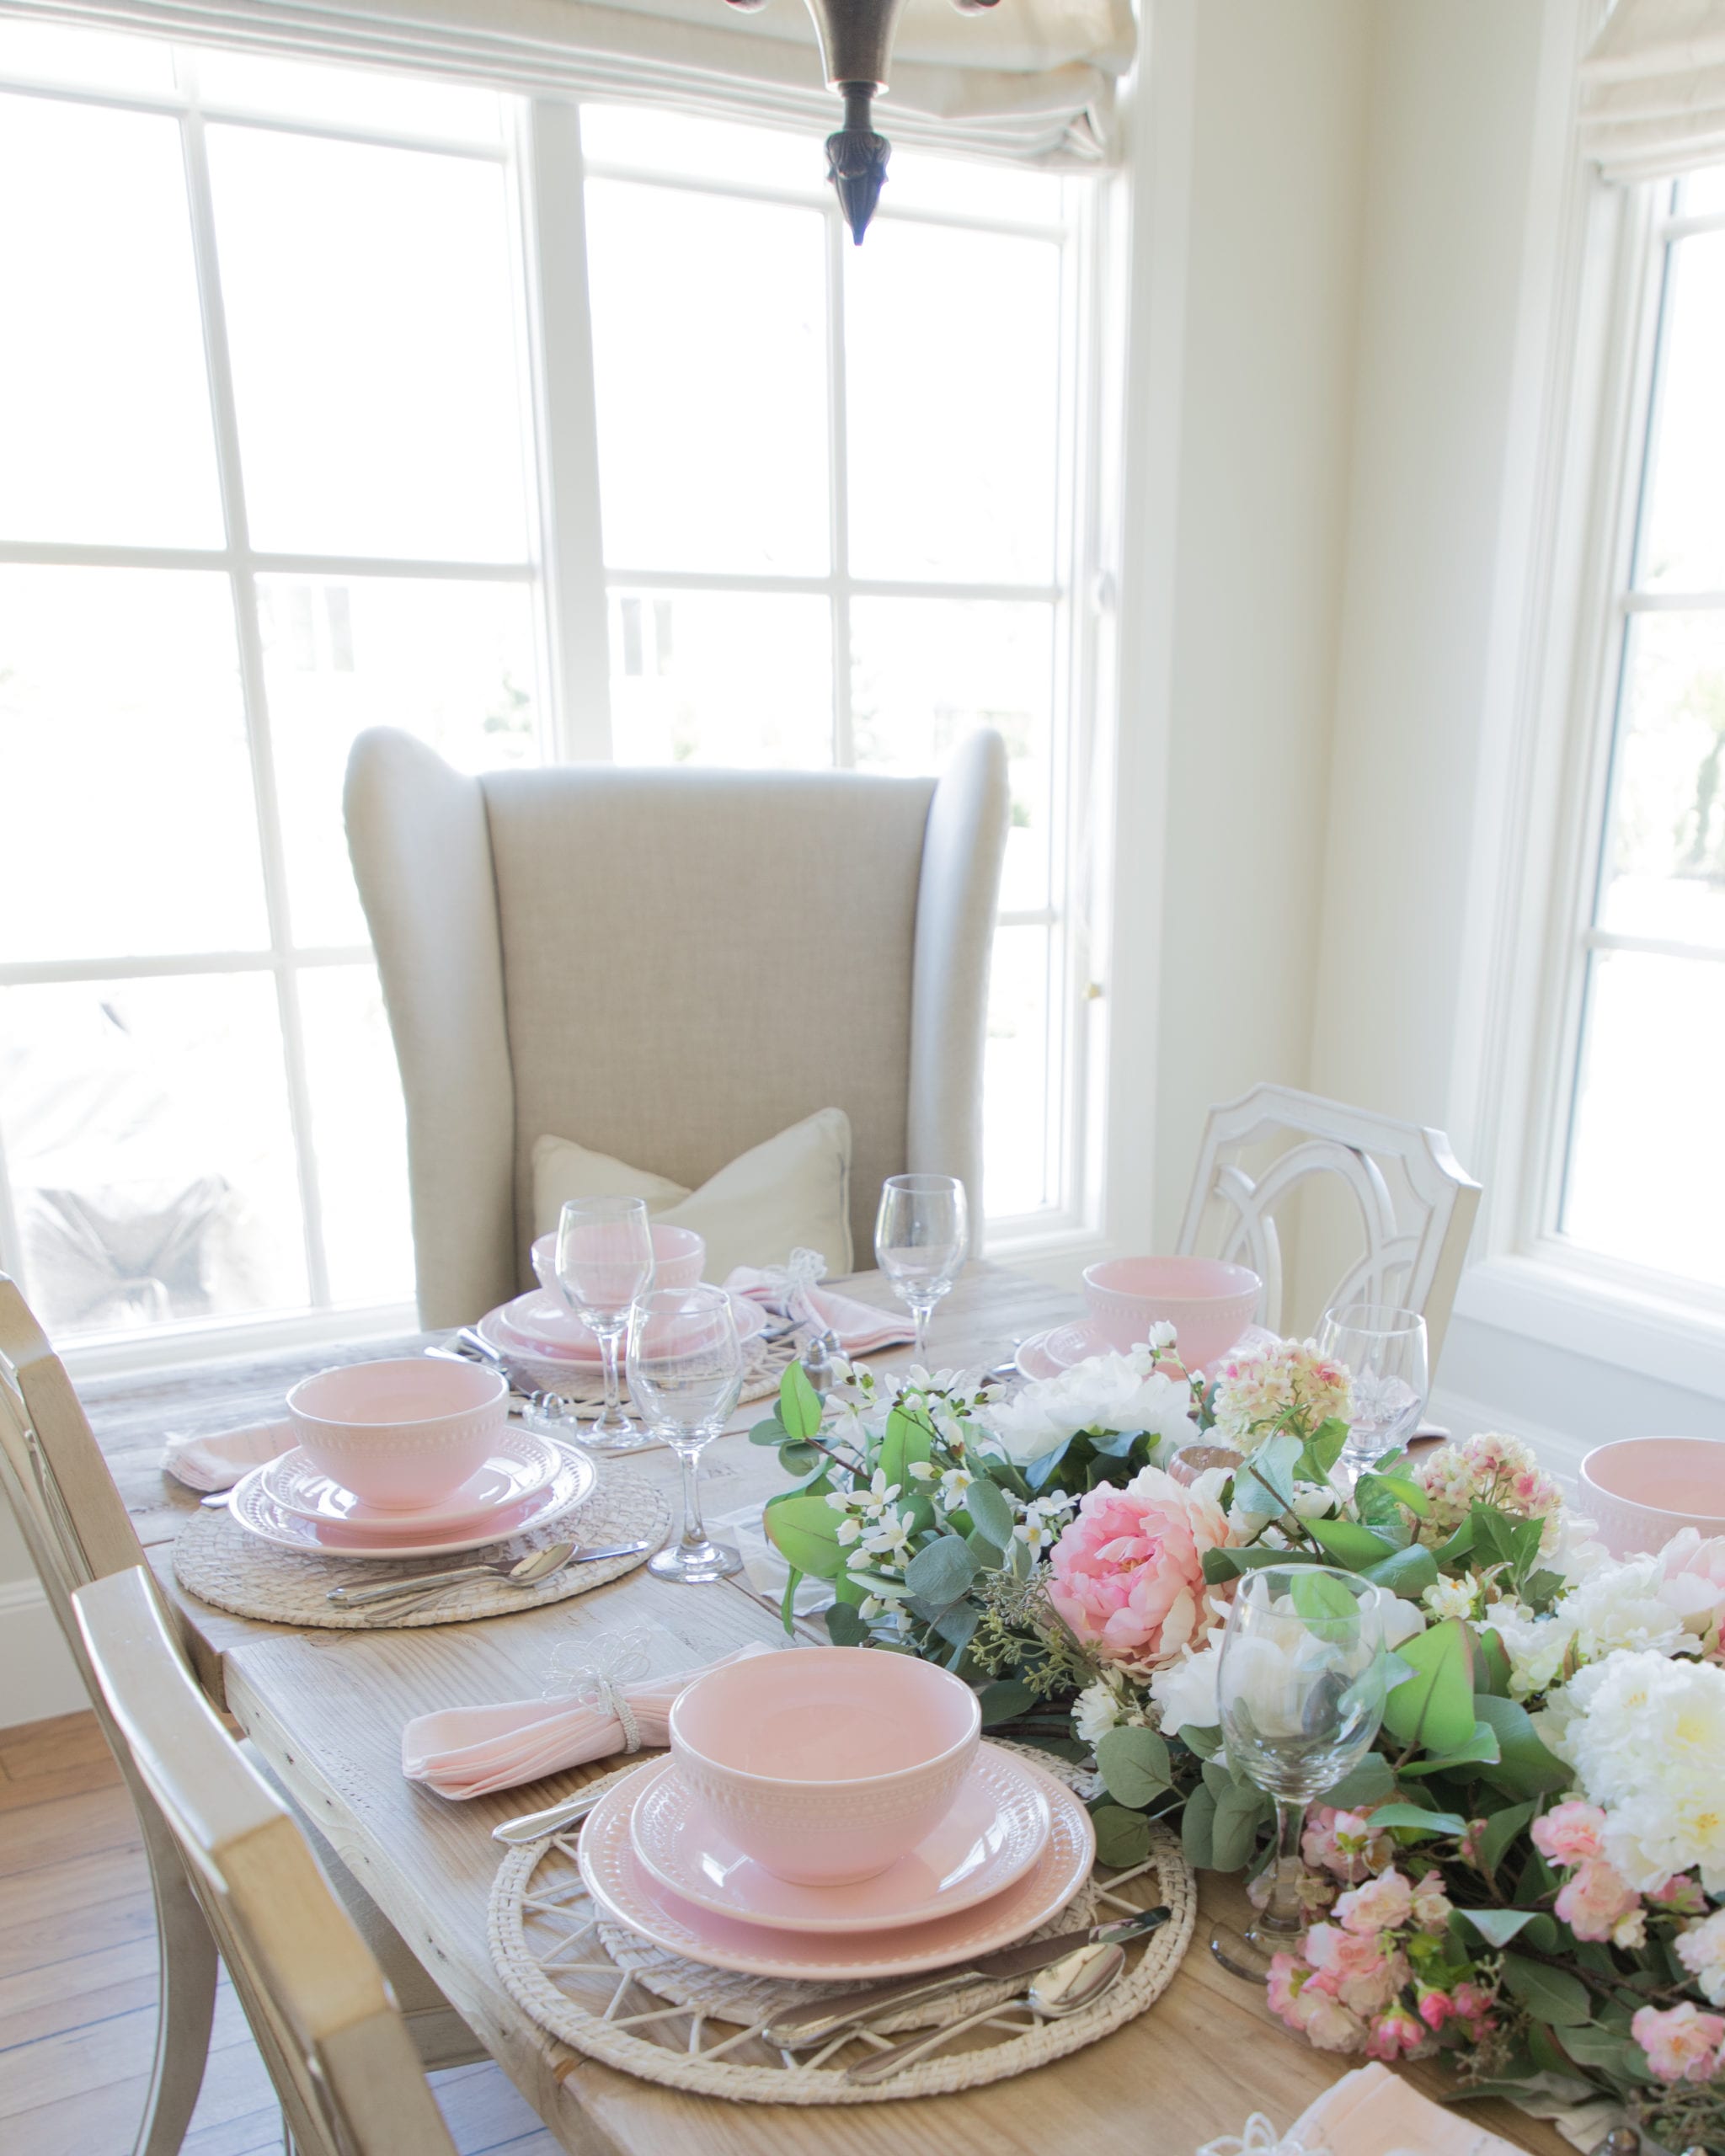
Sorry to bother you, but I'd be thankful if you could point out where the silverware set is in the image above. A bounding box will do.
[323,1536,652,1614]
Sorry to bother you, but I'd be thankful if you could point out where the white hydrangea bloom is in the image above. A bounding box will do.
[1562,1650,1725,1892]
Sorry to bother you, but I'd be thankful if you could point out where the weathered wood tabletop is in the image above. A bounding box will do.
[82,1262,1565,2156]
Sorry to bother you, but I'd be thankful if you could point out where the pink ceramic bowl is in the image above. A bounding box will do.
[668,1646,982,1886]
[285,1358,509,1511]
[1580,1437,1725,1558]
[531,1222,704,1296]
[1082,1256,1262,1368]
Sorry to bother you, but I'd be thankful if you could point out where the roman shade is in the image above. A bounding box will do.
[17,0,1135,161]
[1579,0,1725,182]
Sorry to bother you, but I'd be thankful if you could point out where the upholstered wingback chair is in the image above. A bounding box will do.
[344,729,1010,1327]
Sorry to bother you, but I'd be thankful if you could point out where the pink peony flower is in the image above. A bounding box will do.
[1632,2003,1725,2084]
[1334,1869,1414,1936]
[1554,1856,1642,1944]
[1658,1529,1725,1651]
[1365,2004,1427,2062]
[1302,1806,1393,1884]
[1531,1800,1608,1867]
[1045,1465,1232,1671]
[1410,1869,1453,1932]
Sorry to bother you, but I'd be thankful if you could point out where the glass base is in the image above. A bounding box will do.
[1209,1919,1297,1983]
[648,1540,743,1584]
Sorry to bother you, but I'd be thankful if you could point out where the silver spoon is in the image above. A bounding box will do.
[845,1940,1125,2086]
[324,1540,579,1607]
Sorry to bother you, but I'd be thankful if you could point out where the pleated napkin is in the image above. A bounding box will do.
[401,1641,779,1800]
[1199,2064,1536,2155]
[724,1267,914,1354]
[163,1419,296,1492]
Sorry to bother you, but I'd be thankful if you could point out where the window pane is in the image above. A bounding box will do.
[0,568,268,963]
[608,589,832,767]
[0,94,222,547]
[0,974,308,1337]
[194,48,502,144]
[1680,165,1725,220]
[586,180,829,574]
[850,598,1055,910]
[1596,611,1725,949]
[0,20,176,94]
[1562,950,1725,1289]
[299,965,414,1307]
[580,103,817,196]
[846,223,1060,584]
[1638,229,1725,593]
[258,574,541,947]
[882,147,1065,227]
[984,925,1055,1218]
[207,126,530,560]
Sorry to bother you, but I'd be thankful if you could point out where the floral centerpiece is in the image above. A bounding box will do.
[756,1337,1725,2153]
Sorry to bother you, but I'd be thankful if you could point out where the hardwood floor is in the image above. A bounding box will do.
[0,1711,560,2156]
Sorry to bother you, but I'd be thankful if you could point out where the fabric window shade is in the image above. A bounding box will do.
[14,0,1134,162]
[1579,0,1725,182]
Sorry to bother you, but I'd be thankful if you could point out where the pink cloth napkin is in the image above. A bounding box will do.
[1288,2064,1527,2155]
[724,1267,913,1354]
[163,1419,296,1493]
[401,1642,778,1800]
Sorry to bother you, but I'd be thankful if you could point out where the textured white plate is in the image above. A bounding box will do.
[228,1444,595,1558]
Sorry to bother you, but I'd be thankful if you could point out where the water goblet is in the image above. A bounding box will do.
[628,1285,745,1584]
[874,1173,969,1362]
[1316,1303,1429,1477]
[1209,1565,1388,1983]
[554,1196,655,1453]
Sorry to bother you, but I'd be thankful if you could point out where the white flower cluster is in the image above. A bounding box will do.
[1550,1649,1725,1892]
[825,1472,913,1569]
[1480,1542,1711,1701]
[1677,1907,1725,2005]
[982,1348,1198,1467]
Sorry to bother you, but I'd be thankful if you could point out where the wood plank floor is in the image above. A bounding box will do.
[0,1711,560,2156]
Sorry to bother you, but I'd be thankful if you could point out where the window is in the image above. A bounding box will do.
[0,24,1106,1355]
[1556,164,1725,1298]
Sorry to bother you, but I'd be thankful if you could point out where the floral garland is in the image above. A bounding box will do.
[757,1338,1725,2153]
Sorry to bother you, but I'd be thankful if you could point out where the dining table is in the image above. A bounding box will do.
[81,1260,1569,2156]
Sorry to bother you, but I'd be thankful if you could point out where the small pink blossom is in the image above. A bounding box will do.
[1046,1466,1232,1671]
[1266,1952,1306,2022]
[1652,1876,1711,1917]
[1410,1869,1453,1932]
[1247,1863,1333,1917]
[1334,1869,1414,1936]
[1417,1986,1456,2031]
[1302,1806,1392,1884]
[1451,1981,1495,2025]
[1303,1923,1407,2015]
[1555,1856,1642,1944]
[1365,2004,1427,2063]
[1632,2003,1725,2084]
[1265,1952,1369,2052]
[1530,1800,1607,1867]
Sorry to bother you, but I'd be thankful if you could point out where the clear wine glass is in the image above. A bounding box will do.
[627,1284,745,1584]
[1210,1565,1388,1983]
[874,1173,968,1362]
[1316,1302,1429,1477]
[554,1196,655,1454]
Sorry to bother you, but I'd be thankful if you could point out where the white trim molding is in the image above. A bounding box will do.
[1455,1252,1725,1406]
[0,1577,83,1729]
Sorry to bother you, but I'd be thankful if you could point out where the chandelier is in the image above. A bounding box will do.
[724,1,999,243]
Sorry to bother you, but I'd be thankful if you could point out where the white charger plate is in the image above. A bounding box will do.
[259,1428,563,1533]
[482,1289,768,1369]
[227,1444,595,1559]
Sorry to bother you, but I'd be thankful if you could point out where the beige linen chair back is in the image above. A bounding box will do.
[1175,1084,1481,1361]
[345,728,1009,1326]
[74,1565,460,2156]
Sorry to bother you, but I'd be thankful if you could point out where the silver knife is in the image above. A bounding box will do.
[491,1785,609,1844]
[762,1903,1172,2048]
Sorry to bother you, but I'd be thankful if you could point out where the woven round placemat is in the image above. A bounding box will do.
[488,1742,1196,2103]
[505,1334,797,1434]
[173,1469,670,1629]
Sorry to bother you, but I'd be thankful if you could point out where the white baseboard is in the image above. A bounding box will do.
[0,1579,85,1729]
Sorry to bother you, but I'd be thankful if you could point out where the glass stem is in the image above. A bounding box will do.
[677,1441,707,1550]
[598,1326,624,1419]
[1260,1797,1309,1937]
[911,1299,932,1361]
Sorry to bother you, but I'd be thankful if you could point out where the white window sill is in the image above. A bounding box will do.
[59,1300,421,1382]
[1451,1251,1725,1405]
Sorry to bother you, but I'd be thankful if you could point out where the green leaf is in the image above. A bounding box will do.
[931,1603,979,1654]
[1434,1518,1475,1566]
[1473,1694,1571,1798]
[780,1564,803,1633]
[878,1405,934,1491]
[1096,1726,1172,1807]
[777,1440,821,1475]
[1291,1567,1366,1636]
[1362,1803,1468,1837]
[902,1534,978,1606]
[1322,1752,1397,1807]
[777,1362,824,1441]
[825,1600,870,1646]
[1519,1568,1567,1614]
[1382,1618,1476,1755]
[1092,1805,1154,1870]
[1474,1626,1513,1698]
[749,1415,788,1446]
[1306,1517,1398,1570]
[1213,1784,1269,1871]
[1461,1907,1544,1948]
[1502,1953,1591,2027]
[1181,1780,1217,1870]
[1023,1439,1072,1492]
[1300,1417,1350,1481]
[963,1474,1016,1551]
[1235,1430,1303,1514]
[978,1679,1037,1727]
[1399,1720,1502,1776]
[1177,1723,1223,1761]
[1356,1470,1431,1518]
[1361,1543,1439,1598]
[1476,1800,1537,1880]
[763,1493,846,1579]
[1202,1544,1325,1583]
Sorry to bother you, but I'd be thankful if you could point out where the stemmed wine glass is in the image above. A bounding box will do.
[554,1197,655,1454]
[1210,1565,1387,1982]
[1316,1303,1429,1477]
[874,1173,969,1363]
[628,1284,745,1584]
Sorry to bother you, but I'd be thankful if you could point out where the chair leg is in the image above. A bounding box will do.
[132,1801,219,2156]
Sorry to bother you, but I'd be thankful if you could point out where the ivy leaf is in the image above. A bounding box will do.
[1096,1726,1172,1807]
[1381,1618,1476,1755]
[978,1679,1037,1727]
[1501,1953,1591,2027]
[825,1599,870,1646]
[1306,1517,1398,1571]
[777,1363,824,1442]
[903,1534,978,1606]
[763,1493,846,1579]
[1092,1804,1154,1870]
[964,1474,1016,1551]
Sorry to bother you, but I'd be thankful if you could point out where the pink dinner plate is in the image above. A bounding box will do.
[481,1290,767,1368]
[227,1444,595,1559]
[259,1428,563,1533]
[579,1751,1093,1981]
[628,1742,1050,1934]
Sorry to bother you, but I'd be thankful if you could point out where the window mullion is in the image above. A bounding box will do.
[177,62,331,1309]
[825,204,853,771]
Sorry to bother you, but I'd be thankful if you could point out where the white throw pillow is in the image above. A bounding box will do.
[531,1108,852,1280]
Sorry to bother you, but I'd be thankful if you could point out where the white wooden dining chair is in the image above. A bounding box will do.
[73,1565,462,2156]
[1175,1083,1482,1362]
[0,1273,483,2156]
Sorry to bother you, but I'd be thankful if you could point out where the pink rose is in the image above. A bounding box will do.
[1531,1800,1607,1867]
[1046,1466,1232,1671]
[1334,1869,1414,1936]
[1302,1806,1393,1884]
[1632,2003,1725,2084]
[1365,2004,1427,2062]
[1410,1868,1453,1932]
[1554,1856,1642,1944]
